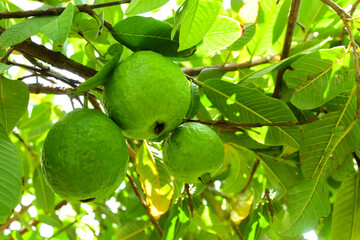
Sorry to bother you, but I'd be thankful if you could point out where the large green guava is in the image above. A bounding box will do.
[163,122,224,184]
[102,51,191,140]
[41,108,129,202]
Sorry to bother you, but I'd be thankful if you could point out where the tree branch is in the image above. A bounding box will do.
[13,132,40,162]
[350,0,360,16]
[231,221,244,240]
[126,173,163,237]
[18,200,67,235]
[6,60,80,87]
[27,83,71,95]
[184,184,194,217]
[0,204,32,235]
[320,0,360,117]
[14,38,97,79]
[182,55,278,77]
[241,159,260,194]
[0,27,97,79]
[0,0,131,20]
[272,0,302,98]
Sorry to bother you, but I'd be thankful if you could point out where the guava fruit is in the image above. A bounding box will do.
[41,108,129,202]
[102,51,191,140]
[163,122,224,184]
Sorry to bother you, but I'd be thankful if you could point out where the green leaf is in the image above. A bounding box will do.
[112,16,196,58]
[300,112,341,179]
[0,124,22,224]
[191,205,230,238]
[227,23,255,51]
[301,92,360,179]
[284,47,354,110]
[74,53,121,94]
[221,132,268,149]
[0,63,10,74]
[135,141,174,219]
[40,3,75,45]
[0,76,29,135]
[221,145,253,194]
[162,199,190,240]
[198,68,226,82]
[38,214,62,228]
[33,165,55,214]
[116,220,150,240]
[17,102,52,130]
[258,152,303,196]
[77,19,110,44]
[241,38,330,85]
[0,16,56,49]
[332,173,360,240]
[196,16,243,56]
[247,0,288,56]
[178,0,222,51]
[202,79,301,148]
[126,0,169,16]
[281,179,330,235]
[185,82,200,119]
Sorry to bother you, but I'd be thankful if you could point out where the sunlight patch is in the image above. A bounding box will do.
[226,93,237,105]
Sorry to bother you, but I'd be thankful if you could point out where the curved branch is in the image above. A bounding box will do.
[0,0,131,20]
[182,56,277,77]
[272,0,302,99]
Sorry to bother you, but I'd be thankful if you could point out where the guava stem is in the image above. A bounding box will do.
[83,92,89,109]
[199,173,212,185]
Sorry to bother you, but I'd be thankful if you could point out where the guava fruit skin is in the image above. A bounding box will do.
[41,108,129,202]
[163,122,225,184]
[102,51,191,140]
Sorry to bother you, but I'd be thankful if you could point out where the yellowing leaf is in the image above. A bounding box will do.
[239,0,259,24]
[231,193,254,224]
[135,141,174,219]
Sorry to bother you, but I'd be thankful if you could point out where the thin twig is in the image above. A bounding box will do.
[88,94,102,111]
[19,200,67,235]
[0,204,32,235]
[6,60,80,87]
[231,221,244,240]
[0,46,15,62]
[126,173,163,237]
[272,0,302,98]
[320,0,360,116]
[241,159,260,194]
[182,55,278,77]
[0,0,131,20]
[51,220,77,238]
[350,0,360,15]
[264,189,273,222]
[13,132,39,162]
[207,187,231,201]
[184,184,194,217]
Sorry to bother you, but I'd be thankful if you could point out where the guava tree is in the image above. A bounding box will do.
[0,0,360,239]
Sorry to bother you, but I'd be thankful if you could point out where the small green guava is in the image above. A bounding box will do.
[41,108,129,202]
[102,51,191,140]
[163,122,225,184]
